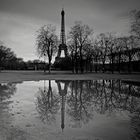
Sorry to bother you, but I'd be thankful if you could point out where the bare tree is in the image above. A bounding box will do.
[68,34,79,73]
[36,25,58,73]
[106,33,116,73]
[130,10,140,40]
[0,42,16,71]
[96,33,110,73]
[83,44,94,72]
[68,21,93,73]
[93,40,102,72]
[115,37,125,73]
[118,36,135,73]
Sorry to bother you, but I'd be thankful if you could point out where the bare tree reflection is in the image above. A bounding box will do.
[89,80,140,114]
[0,82,17,120]
[36,80,60,124]
[35,79,140,138]
[0,83,16,101]
[67,81,94,127]
[67,79,140,134]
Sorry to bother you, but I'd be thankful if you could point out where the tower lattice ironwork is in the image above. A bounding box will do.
[55,9,68,61]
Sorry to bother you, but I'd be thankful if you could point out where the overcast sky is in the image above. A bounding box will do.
[0,0,140,61]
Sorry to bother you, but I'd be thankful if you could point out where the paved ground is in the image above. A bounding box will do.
[0,70,140,83]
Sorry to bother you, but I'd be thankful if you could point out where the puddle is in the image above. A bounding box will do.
[0,80,140,140]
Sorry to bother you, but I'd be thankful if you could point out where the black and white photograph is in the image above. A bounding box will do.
[0,0,140,140]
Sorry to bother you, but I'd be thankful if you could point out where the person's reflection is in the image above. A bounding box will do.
[36,80,59,124]
[56,80,70,131]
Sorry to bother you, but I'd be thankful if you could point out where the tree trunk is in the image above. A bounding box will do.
[48,59,51,74]
[75,56,78,74]
[72,59,75,73]
[95,56,98,73]
[86,59,88,72]
[118,53,121,73]
[102,61,105,73]
[128,52,132,74]
[71,54,75,73]
[80,57,84,73]
[80,47,84,74]
[44,62,46,73]
[111,54,114,74]
[90,61,93,72]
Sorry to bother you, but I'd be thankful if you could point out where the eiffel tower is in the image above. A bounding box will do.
[55,9,68,63]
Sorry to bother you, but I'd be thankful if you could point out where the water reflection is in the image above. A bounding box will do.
[56,80,70,130]
[36,80,60,124]
[35,79,140,139]
[67,80,94,127]
[0,83,28,140]
[0,80,139,140]
[131,112,140,140]
[0,83,16,101]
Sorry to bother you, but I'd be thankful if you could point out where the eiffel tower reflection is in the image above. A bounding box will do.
[56,80,70,131]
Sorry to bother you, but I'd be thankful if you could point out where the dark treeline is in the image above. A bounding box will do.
[65,10,140,73]
[67,31,140,73]
[0,43,49,70]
